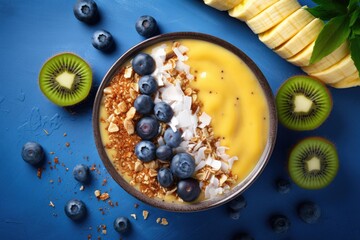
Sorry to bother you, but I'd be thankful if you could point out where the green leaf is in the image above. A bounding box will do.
[307,5,347,20]
[352,18,360,37]
[310,15,351,64]
[350,36,360,77]
[350,8,360,26]
[348,0,360,11]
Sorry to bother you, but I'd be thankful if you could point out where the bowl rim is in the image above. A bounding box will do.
[92,31,277,212]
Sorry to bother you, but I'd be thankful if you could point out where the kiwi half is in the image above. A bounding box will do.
[288,137,339,190]
[39,53,92,106]
[276,76,332,131]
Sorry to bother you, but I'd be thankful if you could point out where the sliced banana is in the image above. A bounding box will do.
[274,18,324,59]
[228,0,279,21]
[287,41,315,67]
[330,71,360,88]
[246,0,301,34]
[259,7,314,49]
[309,54,357,84]
[204,0,243,11]
[302,41,349,74]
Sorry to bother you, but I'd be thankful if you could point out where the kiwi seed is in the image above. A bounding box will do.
[39,52,92,107]
[276,75,332,131]
[288,137,339,190]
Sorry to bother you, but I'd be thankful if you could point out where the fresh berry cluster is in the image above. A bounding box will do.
[73,0,159,52]
[131,53,201,202]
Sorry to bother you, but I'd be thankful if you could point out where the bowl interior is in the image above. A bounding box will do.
[92,32,277,212]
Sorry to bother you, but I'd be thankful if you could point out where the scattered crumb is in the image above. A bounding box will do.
[37,168,42,179]
[156,218,161,223]
[54,157,59,164]
[65,142,70,147]
[134,203,139,208]
[102,179,108,186]
[94,190,101,198]
[142,210,149,220]
[63,132,67,137]
[49,201,55,208]
[49,179,54,184]
[130,214,137,220]
[115,201,119,207]
[99,192,110,201]
[49,151,55,155]
[43,129,49,135]
[87,234,91,240]
[108,200,114,207]
[80,185,85,191]
[160,218,168,226]
[65,167,69,172]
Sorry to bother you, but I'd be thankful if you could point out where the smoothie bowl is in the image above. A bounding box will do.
[93,32,277,212]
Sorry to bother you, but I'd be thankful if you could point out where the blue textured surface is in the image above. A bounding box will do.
[1,0,359,239]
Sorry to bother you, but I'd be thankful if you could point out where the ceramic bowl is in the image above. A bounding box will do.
[92,32,277,212]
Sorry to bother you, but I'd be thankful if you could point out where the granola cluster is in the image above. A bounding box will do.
[101,42,238,202]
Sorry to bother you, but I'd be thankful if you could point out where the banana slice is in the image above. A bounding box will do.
[274,18,324,59]
[302,41,349,74]
[246,0,301,34]
[330,71,360,88]
[287,41,315,67]
[309,54,357,84]
[259,7,314,49]
[204,0,243,11]
[228,0,279,21]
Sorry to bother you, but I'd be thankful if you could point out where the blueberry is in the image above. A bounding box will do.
[157,168,174,188]
[138,75,158,95]
[269,215,290,234]
[73,0,99,24]
[21,141,45,166]
[135,140,156,162]
[132,53,156,76]
[232,233,254,240]
[298,201,321,224]
[92,30,114,52]
[156,145,173,161]
[64,199,87,221]
[135,15,159,38]
[170,153,195,179]
[177,178,201,202]
[154,102,174,123]
[114,216,130,233]
[136,116,160,140]
[276,178,291,194]
[134,95,154,115]
[228,195,247,211]
[229,210,241,220]
[72,164,90,183]
[164,128,181,148]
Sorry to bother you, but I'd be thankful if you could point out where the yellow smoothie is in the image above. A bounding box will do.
[182,39,270,181]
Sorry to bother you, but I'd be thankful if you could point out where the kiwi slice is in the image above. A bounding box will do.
[39,53,92,106]
[276,76,332,131]
[288,137,339,190]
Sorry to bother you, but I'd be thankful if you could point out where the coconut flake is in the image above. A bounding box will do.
[198,112,212,128]
[195,160,206,171]
[173,47,188,62]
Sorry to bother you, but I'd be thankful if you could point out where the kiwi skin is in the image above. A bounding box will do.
[288,137,339,190]
[276,75,333,131]
[39,52,93,107]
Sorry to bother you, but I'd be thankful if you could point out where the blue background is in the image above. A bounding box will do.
[1,0,359,239]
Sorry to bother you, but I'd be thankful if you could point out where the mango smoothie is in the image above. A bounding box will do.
[99,38,270,203]
[183,39,270,181]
